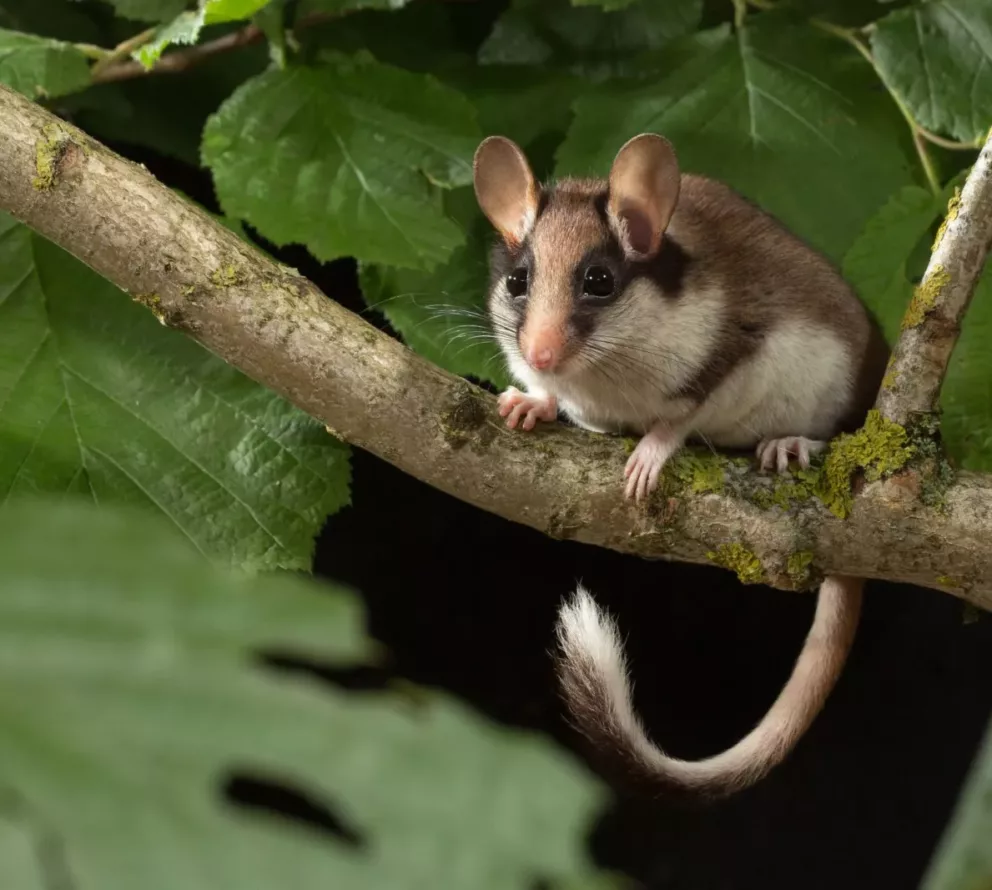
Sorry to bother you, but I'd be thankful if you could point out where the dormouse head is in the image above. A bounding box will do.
[473,133,682,378]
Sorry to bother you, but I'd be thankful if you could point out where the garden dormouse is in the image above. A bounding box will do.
[473,133,888,796]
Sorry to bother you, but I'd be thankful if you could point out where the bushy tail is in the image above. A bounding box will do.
[554,575,863,797]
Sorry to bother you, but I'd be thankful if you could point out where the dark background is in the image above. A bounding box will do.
[102,108,992,890]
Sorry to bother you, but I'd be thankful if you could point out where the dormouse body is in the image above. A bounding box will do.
[473,133,888,797]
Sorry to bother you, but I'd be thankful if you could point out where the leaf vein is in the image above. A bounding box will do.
[63,369,293,558]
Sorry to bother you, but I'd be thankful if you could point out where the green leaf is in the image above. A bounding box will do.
[100,0,188,23]
[360,188,510,388]
[842,178,992,470]
[0,28,91,99]
[921,717,992,890]
[479,0,703,77]
[0,214,350,571]
[202,55,480,270]
[0,498,609,890]
[254,0,288,67]
[134,0,274,68]
[204,0,273,22]
[134,9,206,68]
[556,20,916,263]
[871,0,992,143]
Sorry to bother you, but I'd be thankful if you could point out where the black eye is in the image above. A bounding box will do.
[506,267,528,298]
[583,266,614,298]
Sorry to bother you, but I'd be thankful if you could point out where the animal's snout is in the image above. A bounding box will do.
[521,323,565,372]
[529,345,556,370]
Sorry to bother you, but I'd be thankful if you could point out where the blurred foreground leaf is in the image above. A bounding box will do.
[0,499,610,890]
[922,715,992,890]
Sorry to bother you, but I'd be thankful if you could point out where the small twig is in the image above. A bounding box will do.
[90,27,157,79]
[917,126,985,153]
[876,129,992,427]
[73,42,111,62]
[91,23,264,85]
[911,128,942,194]
[732,0,748,29]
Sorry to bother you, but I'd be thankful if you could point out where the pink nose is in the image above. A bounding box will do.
[528,346,556,370]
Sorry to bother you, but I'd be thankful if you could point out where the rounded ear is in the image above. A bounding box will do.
[607,134,680,259]
[473,136,539,246]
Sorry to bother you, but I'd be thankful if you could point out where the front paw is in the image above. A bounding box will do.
[624,429,681,502]
[497,387,557,431]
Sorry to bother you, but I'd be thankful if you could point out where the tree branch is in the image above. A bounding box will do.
[91,22,266,85]
[2,84,992,609]
[876,131,992,426]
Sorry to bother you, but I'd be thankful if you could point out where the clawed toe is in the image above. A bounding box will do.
[496,388,556,430]
[756,437,826,474]
[623,427,682,502]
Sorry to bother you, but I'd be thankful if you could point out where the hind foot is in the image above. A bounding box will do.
[756,436,827,474]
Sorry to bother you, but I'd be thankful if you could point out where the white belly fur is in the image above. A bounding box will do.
[692,321,853,447]
[509,320,854,446]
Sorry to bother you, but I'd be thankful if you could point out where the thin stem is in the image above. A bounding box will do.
[91,23,264,84]
[90,27,157,78]
[912,128,942,193]
[917,126,984,152]
[732,0,748,30]
[810,17,865,50]
[73,43,111,62]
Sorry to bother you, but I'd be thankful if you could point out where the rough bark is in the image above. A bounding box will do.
[2,84,992,609]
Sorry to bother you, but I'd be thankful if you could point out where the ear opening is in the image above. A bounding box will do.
[607,134,680,259]
[473,136,539,246]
